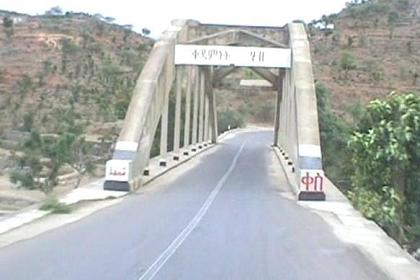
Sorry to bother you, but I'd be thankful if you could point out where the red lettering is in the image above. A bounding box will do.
[301,172,324,192]
[301,172,314,191]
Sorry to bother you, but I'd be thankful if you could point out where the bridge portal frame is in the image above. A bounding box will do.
[103,20,326,201]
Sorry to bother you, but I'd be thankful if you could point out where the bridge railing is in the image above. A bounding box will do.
[104,20,187,190]
[278,23,325,200]
[104,20,217,191]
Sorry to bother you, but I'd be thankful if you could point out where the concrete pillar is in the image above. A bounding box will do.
[183,67,192,155]
[273,69,284,146]
[210,91,218,143]
[173,66,182,160]
[204,67,218,143]
[204,92,209,143]
[191,67,199,149]
[198,70,205,146]
[159,80,169,166]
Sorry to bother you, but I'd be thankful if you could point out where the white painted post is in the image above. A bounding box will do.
[159,82,169,167]
[183,67,192,155]
[191,67,199,150]
[198,70,205,146]
[204,67,218,143]
[273,69,284,146]
[204,91,209,143]
[173,67,182,160]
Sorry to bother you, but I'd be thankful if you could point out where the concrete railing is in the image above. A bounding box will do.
[104,20,187,191]
[277,23,325,200]
[104,20,217,191]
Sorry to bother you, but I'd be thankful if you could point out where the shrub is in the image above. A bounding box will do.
[315,82,352,190]
[17,74,33,95]
[339,52,357,78]
[349,93,420,244]
[218,109,244,134]
[40,197,71,214]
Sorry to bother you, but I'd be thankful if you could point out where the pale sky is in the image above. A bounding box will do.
[0,0,348,37]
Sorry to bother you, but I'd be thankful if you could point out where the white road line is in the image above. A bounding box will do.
[137,141,247,280]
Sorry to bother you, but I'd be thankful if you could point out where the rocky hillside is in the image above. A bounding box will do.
[0,11,153,147]
[310,0,420,118]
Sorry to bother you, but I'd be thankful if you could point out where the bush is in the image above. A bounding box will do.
[349,93,420,245]
[255,103,274,123]
[218,109,244,134]
[2,16,13,28]
[17,75,33,95]
[9,170,34,189]
[339,52,357,77]
[316,82,353,190]
[22,112,34,132]
[40,197,71,214]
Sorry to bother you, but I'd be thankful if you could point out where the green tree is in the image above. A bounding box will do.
[339,52,357,78]
[2,16,14,38]
[10,108,95,192]
[17,74,33,95]
[10,131,58,193]
[45,6,63,16]
[141,28,151,36]
[22,112,34,132]
[50,132,95,188]
[321,15,329,28]
[349,93,420,245]
[388,11,399,39]
[316,83,352,190]
[218,108,244,134]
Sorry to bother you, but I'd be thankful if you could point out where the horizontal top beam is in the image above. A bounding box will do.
[175,44,291,68]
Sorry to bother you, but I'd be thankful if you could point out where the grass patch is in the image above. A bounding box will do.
[40,197,72,214]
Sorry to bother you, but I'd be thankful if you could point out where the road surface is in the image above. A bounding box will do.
[0,130,388,280]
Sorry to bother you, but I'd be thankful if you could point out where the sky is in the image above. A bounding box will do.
[0,0,349,37]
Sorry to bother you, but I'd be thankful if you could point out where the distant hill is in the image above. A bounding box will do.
[309,0,420,118]
[0,10,153,143]
[2,1,420,153]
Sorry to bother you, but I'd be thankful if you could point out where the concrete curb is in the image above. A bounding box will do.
[140,126,243,186]
[273,146,299,195]
[141,143,215,186]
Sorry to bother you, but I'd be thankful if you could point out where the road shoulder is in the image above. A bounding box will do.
[273,146,420,280]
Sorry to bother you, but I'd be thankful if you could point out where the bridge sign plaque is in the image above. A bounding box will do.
[175,44,291,68]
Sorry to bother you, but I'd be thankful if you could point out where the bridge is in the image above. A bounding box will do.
[0,20,419,280]
[104,20,325,201]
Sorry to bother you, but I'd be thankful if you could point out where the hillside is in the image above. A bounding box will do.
[0,10,153,144]
[0,10,153,212]
[309,0,420,117]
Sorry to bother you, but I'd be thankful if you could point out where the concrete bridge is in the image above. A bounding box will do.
[104,20,325,200]
[1,20,419,280]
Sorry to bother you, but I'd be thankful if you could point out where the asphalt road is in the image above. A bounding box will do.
[0,130,389,280]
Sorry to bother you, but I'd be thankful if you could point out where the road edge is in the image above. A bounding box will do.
[273,145,420,280]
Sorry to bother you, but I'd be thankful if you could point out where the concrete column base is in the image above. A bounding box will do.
[298,191,326,201]
[103,181,130,192]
